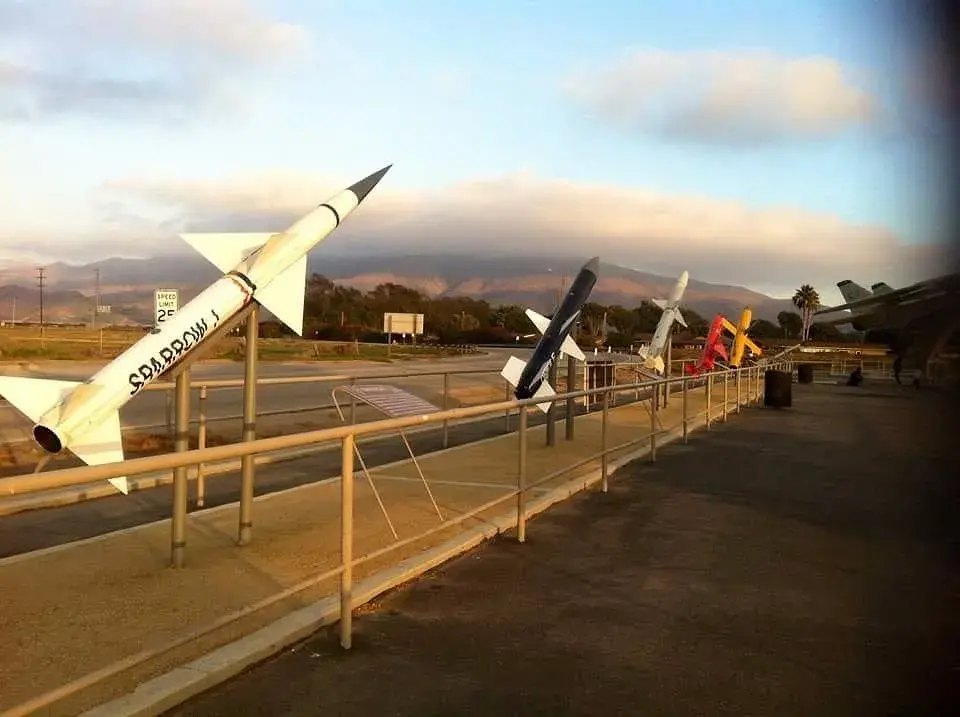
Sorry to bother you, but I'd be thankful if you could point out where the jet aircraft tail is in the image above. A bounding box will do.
[500,356,555,413]
[0,376,129,494]
[837,280,872,305]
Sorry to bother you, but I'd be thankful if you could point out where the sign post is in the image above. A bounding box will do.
[154,289,179,333]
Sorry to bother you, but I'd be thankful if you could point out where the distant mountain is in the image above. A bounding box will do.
[0,252,798,325]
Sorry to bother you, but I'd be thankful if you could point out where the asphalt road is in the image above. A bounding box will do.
[167,383,960,717]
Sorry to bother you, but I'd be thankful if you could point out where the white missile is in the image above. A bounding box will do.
[638,270,689,374]
[0,165,392,494]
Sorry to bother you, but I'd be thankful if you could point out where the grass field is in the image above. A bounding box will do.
[0,325,473,362]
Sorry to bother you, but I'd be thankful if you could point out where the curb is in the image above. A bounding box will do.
[79,412,715,717]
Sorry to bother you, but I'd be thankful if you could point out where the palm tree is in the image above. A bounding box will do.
[792,284,821,341]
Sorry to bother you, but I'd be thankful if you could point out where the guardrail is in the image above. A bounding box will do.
[0,350,797,716]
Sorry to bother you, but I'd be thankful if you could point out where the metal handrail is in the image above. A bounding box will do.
[1,356,794,716]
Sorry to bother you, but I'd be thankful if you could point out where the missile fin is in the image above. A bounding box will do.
[532,380,556,413]
[68,410,128,495]
[652,298,667,310]
[559,334,585,361]
[643,356,665,375]
[500,355,526,388]
[524,308,551,335]
[0,376,80,425]
[180,232,275,274]
[253,255,307,336]
[674,309,687,328]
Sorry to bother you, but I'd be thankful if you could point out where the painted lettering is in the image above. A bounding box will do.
[127,313,216,396]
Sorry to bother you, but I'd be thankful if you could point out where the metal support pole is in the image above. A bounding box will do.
[545,360,558,446]
[171,367,191,569]
[650,383,658,462]
[504,381,511,432]
[165,390,173,439]
[238,304,258,546]
[196,385,207,508]
[565,354,576,440]
[339,434,355,650]
[517,408,528,543]
[600,390,609,492]
[681,377,688,443]
[441,372,450,449]
[663,337,672,408]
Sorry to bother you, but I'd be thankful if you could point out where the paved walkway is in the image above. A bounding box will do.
[0,379,737,716]
[167,383,960,717]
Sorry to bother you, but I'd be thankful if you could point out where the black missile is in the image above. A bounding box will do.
[500,256,599,411]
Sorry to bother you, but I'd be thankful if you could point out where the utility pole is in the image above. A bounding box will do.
[93,268,100,329]
[37,267,46,345]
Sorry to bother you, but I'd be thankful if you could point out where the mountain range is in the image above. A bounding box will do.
[0,252,799,326]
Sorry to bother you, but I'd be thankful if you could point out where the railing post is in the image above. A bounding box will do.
[165,389,173,439]
[441,372,450,449]
[238,304,258,547]
[650,383,658,462]
[171,367,191,569]
[504,380,511,433]
[196,385,207,508]
[565,355,576,441]
[517,407,528,543]
[722,371,729,422]
[682,376,689,443]
[339,433,355,650]
[349,375,357,425]
[705,373,712,430]
[736,369,742,413]
[601,389,609,492]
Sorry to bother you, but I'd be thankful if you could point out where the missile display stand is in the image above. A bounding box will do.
[331,384,445,541]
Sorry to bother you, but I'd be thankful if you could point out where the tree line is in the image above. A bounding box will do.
[264,273,848,346]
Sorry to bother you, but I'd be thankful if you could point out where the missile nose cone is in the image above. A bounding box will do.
[347,164,393,204]
[584,256,600,275]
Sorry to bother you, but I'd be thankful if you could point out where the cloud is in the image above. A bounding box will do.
[97,170,947,297]
[0,0,307,121]
[563,49,877,145]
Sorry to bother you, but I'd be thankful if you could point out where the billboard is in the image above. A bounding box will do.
[383,312,424,335]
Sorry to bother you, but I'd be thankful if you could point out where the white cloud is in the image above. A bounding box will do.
[97,170,947,297]
[564,49,877,144]
[0,0,307,120]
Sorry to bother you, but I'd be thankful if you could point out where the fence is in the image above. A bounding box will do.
[0,350,798,716]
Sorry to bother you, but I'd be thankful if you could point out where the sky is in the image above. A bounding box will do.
[0,0,955,301]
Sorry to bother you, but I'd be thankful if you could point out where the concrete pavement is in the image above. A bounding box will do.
[166,383,960,717]
[0,382,730,717]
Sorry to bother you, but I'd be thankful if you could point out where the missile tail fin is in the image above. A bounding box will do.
[674,309,687,328]
[68,410,128,494]
[500,355,526,388]
[0,376,128,494]
[532,380,556,413]
[180,232,275,274]
[652,298,667,310]
[254,255,307,336]
[524,309,551,335]
[559,334,585,361]
[0,376,80,424]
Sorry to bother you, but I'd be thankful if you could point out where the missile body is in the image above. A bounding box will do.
[500,257,598,412]
[639,270,689,374]
[730,307,752,366]
[0,165,391,494]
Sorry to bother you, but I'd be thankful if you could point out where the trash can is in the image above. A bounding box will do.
[796,363,814,384]
[764,369,792,408]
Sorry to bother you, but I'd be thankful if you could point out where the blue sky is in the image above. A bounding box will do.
[0,0,950,298]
